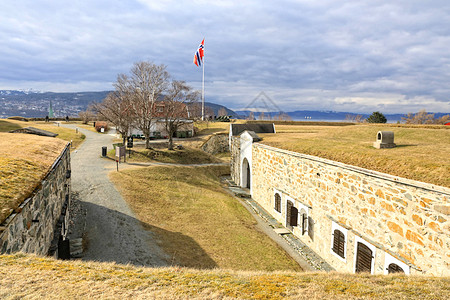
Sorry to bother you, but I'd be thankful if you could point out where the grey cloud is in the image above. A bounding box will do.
[0,0,449,113]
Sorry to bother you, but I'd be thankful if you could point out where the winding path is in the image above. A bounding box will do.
[63,124,169,266]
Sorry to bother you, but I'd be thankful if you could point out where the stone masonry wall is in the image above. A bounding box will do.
[0,144,71,256]
[251,143,449,276]
[230,136,241,186]
[201,132,229,155]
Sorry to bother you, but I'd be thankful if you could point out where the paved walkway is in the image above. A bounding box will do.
[62,124,169,267]
[221,176,335,272]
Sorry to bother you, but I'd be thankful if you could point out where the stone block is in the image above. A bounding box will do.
[412,214,423,226]
[406,230,424,246]
[434,205,450,215]
[428,222,441,233]
[387,221,404,237]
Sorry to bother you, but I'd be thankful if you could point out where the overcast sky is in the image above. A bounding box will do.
[1,0,449,113]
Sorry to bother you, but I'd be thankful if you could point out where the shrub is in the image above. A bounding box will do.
[95,121,108,132]
[366,111,387,123]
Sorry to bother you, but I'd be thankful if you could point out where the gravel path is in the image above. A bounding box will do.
[63,124,169,267]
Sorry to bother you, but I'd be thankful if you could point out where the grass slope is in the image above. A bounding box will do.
[0,133,67,223]
[1,254,448,299]
[0,119,85,148]
[261,124,450,188]
[0,119,85,223]
[110,165,300,271]
[110,146,223,164]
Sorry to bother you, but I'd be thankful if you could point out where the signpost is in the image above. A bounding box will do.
[127,136,133,158]
[115,145,126,163]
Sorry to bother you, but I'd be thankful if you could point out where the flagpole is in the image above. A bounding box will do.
[201,45,205,121]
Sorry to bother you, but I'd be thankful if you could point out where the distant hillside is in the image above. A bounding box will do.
[0,90,239,119]
[203,101,239,117]
[237,110,450,123]
[0,90,110,118]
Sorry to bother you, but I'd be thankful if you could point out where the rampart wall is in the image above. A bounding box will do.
[233,141,449,276]
[201,132,229,155]
[0,144,71,257]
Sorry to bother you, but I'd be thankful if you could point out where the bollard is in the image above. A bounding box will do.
[58,236,70,260]
[102,146,107,157]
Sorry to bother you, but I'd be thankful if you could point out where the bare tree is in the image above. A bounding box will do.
[187,103,214,121]
[247,111,255,120]
[345,114,363,123]
[402,109,437,124]
[218,107,227,117]
[78,108,96,124]
[129,61,170,148]
[92,74,134,144]
[163,80,199,150]
[435,114,450,124]
[274,112,292,121]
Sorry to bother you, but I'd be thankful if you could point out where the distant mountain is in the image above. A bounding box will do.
[0,89,44,96]
[2,90,448,122]
[236,110,450,123]
[0,90,239,119]
[0,90,110,118]
[203,102,239,117]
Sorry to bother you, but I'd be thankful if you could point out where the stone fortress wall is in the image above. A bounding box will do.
[0,144,71,257]
[201,132,229,155]
[231,137,449,276]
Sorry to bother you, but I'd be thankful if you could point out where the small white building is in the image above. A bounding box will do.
[130,119,194,139]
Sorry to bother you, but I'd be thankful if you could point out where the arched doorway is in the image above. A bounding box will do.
[242,158,251,189]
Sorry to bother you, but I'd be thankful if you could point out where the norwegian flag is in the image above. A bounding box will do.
[193,39,204,67]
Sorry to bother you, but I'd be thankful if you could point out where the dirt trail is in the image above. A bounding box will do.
[62,124,169,266]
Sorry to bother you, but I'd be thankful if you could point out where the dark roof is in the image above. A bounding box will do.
[9,127,58,137]
[231,123,275,136]
[240,130,261,142]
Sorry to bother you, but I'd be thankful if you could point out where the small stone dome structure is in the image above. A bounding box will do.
[373,131,396,149]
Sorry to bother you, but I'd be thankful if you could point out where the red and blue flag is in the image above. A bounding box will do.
[193,39,204,67]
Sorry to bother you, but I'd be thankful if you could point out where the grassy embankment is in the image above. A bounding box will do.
[108,143,224,164]
[110,165,300,271]
[0,133,67,223]
[1,253,449,299]
[0,119,86,148]
[260,124,450,188]
[106,121,233,164]
[0,119,85,223]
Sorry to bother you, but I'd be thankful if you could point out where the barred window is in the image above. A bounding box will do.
[274,193,281,213]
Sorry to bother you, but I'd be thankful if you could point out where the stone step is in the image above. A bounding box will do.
[273,228,291,235]
[71,249,83,256]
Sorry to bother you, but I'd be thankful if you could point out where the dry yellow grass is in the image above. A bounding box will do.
[0,133,67,223]
[70,121,101,133]
[111,145,224,164]
[260,124,450,188]
[110,165,301,272]
[1,253,448,299]
[195,120,233,135]
[0,119,86,148]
